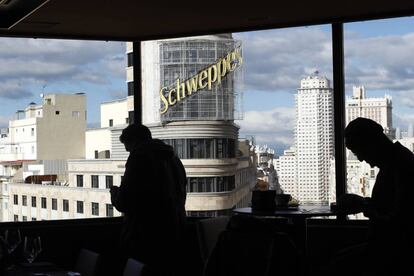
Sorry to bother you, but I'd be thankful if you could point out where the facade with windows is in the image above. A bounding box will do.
[0,93,86,182]
[346,86,395,139]
[127,34,255,216]
[295,73,334,204]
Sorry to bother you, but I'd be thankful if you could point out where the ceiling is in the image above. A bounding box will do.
[1,0,414,41]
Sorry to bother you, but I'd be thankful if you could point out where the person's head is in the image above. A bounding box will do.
[345,117,392,167]
[119,124,152,152]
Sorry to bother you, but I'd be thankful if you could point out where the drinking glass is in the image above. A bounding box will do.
[4,229,21,254]
[23,236,42,264]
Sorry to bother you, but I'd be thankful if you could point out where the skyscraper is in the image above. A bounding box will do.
[295,72,334,204]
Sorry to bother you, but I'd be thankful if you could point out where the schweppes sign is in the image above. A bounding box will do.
[160,46,243,114]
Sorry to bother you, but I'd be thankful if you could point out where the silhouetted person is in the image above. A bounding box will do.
[333,117,413,276]
[110,124,187,276]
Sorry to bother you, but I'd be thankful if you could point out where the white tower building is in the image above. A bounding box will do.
[295,72,334,204]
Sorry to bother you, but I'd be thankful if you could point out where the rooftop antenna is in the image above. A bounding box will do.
[40,84,46,98]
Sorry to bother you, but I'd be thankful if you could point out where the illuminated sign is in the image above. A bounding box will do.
[160,46,243,114]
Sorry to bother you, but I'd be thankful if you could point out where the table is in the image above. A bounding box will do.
[3,262,80,276]
[233,205,336,253]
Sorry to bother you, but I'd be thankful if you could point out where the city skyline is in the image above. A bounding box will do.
[1,17,414,155]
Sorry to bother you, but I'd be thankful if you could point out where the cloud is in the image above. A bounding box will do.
[345,33,414,96]
[0,80,33,99]
[234,27,333,93]
[238,107,295,154]
[0,38,125,99]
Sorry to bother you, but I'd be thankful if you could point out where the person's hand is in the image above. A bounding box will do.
[336,193,365,215]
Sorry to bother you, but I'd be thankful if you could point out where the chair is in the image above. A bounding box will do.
[195,216,230,263]
[74,248,100,276]
[122,258,145,276]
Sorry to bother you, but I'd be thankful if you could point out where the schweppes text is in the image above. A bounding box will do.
[160,46,242,114]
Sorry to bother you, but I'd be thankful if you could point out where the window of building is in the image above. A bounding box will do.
[31,128,34,136]
[55,111,60,115]
[41,197,47,209]
[109,119,113,127]
[105,176,113,189]
[72,111,80,117]
[13,195,18,205]
[52,198,57,210]
[22,195,27,206]
[31,196,36,207]
[94,151,98,159]
[63,199,69,212]
[32,218,37,221]
[91,175,99,188]
[76,175,83,187]
[106,204,114,217]
[128,82,134,96]
[76,201,84,214]
[22,216,27,221]
[91,202,99,216]
[14,215,18,222]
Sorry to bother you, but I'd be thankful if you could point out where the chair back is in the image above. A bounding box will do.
[203,215,301,276]
[195,216,230,263]
[74,248,100,276]
[123,258,145,276]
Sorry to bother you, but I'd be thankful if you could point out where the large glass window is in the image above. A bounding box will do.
[0,38,124,222]
[343,18,414,219]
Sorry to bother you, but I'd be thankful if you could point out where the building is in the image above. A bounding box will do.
[346,86,395,139]
[0,93,86,182]
[295,72,334,204]
[130,34,255,216]
[1,93,87,221]
[275,147,297,198]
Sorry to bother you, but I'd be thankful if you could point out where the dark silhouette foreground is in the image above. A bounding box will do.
[333,117,414,276]
[110,124,187,276]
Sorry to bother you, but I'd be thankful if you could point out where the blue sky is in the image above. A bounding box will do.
[1,17,414,155]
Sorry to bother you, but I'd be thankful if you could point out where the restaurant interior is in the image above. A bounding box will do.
[1,0,414,275]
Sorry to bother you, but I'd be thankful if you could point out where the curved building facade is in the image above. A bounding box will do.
[127,35,254,216]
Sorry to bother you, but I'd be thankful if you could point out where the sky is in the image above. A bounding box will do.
[2,16,414,155]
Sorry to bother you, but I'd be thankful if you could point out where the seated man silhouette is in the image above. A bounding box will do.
[335,117,413,276]
[110,124,187,276]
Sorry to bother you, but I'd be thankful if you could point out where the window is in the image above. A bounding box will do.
[76,175,83,187]
[14,215,18,222]
[91,175,99,188]
[22,216,27,221]
[13,195,18,205]
[32,218,37,221]
[55,111,60,115]
[128,82,134,96]
[63,199,69,212]
[91,202,99,216]
[127,52,133,67]
[72,111,80,117]
[106,204,114,217]
[22,195,27,206]
[31,128,34,136]
[41,197,47,209]
[94,150,98,159]
[76,201,84,214]
[109,119,113,127]
[105,176,113,189]
[52,198,57,210]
